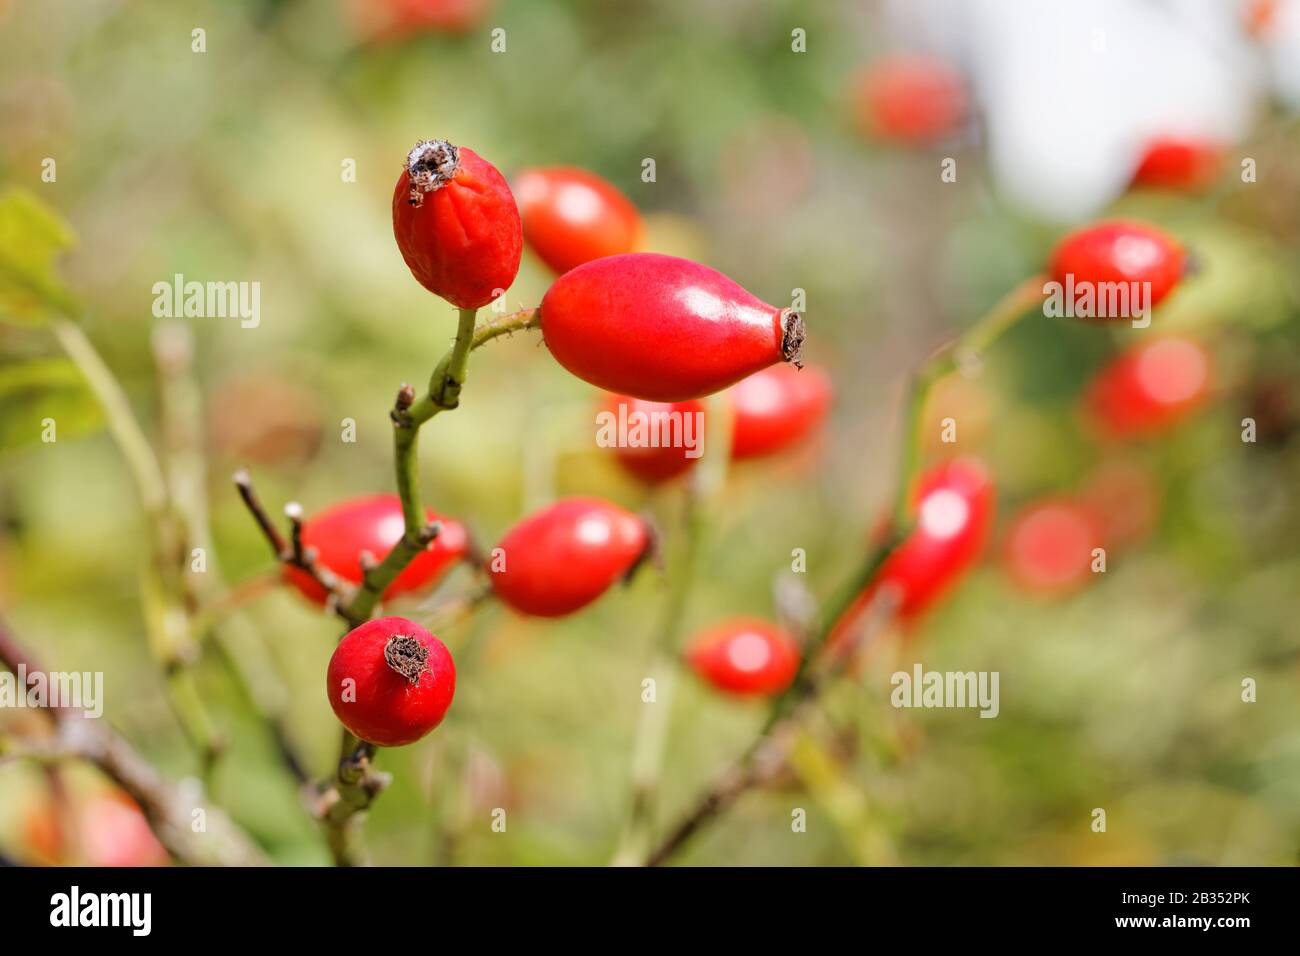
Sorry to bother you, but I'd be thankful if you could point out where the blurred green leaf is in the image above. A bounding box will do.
[0,356,102,449]
[0,188,79,326]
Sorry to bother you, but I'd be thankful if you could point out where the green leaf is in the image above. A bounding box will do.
[0,188,79,326]
[0,356,103,449]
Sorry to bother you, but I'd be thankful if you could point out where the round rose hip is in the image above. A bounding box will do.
[327,616,456,747]
[393,139,522,310]
[1048,220,1186,317]
[852,54,967,144]
[283,494,468,606]
[515,166,642,275]
[685,618,800,697]
[1002,498,1104,595]
[1084,336,1212,439]
[729,362,832,460]
[540,253,804,402]
[489,496,651,617]
[601,392,705,485]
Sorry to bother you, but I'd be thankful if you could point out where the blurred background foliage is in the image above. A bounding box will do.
[1,0,1299,865]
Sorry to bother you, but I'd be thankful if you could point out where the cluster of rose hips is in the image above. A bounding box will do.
[295,129,1209,759]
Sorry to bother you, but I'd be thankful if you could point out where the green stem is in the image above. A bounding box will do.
[54,316,224,776]
[321,305,540,865]
[893,274,1044,525]
[51,318,167,517]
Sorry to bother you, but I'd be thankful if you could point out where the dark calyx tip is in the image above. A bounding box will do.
[780,309,805,368]
[383,634,430,685]
[406,139,460,207]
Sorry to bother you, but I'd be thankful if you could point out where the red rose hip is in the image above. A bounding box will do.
[600,393,705,485]
[1049,220,1186,317]
[1131,137,1223,192]
[832,457,995,645]
[489,496,651,617]
[540,253,805,402]
[1002,498,1103,595]
[729,362,832,460]
[1085,336,1212,439]
[392,139,523,310]
[685,618,800,696]
[283,494,468,606]
[515,166,642,275]
[327,616,456,747]
[853,54,967,144]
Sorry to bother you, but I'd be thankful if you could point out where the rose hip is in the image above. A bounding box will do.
[540,253,804,402]
[515,166,642,275]
[392,139,523,310]
[327,616,456,747]
[1084,336,1212,439]
[488,496,651,617]
[729,362,832,460]
[1049,220,1186,316]
[685,618,800,697]
[283,494,468,606]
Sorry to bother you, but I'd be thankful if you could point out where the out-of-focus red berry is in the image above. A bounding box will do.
[832,457,995,646]
[685,618,800,697]
[1002,498,1104,595]
[1131,137,1223,192]
[348,0,494,40]
[1049,221,1187,317]
[853,55,967,145]
[515,166,642,275]
[600,393,705,485]
[25,791,169,867]
[283,495,468,606]
[729,363,832,461]
[1085,336,1212,439]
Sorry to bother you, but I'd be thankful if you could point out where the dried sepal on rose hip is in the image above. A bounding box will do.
[515,166,642,275]
[488,496,653,617]
[392,138,523,310]
[685,618,800,697]
[540,253,805,402]
[327,616,456,747]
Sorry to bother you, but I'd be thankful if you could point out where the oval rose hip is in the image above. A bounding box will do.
[601,393,705,485]
[515,166,642,275]
[1048,220,1186,317]
[283,494,468,605]
[1085,336,1212,439]
[540,253,805,402]
[832,457,994,645]
[729,362,832,460]
[1131,137,1223,192]
[489,496,651,617]
[685,618,800,697]
[392,139,523,310]
[327,616,456,747]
